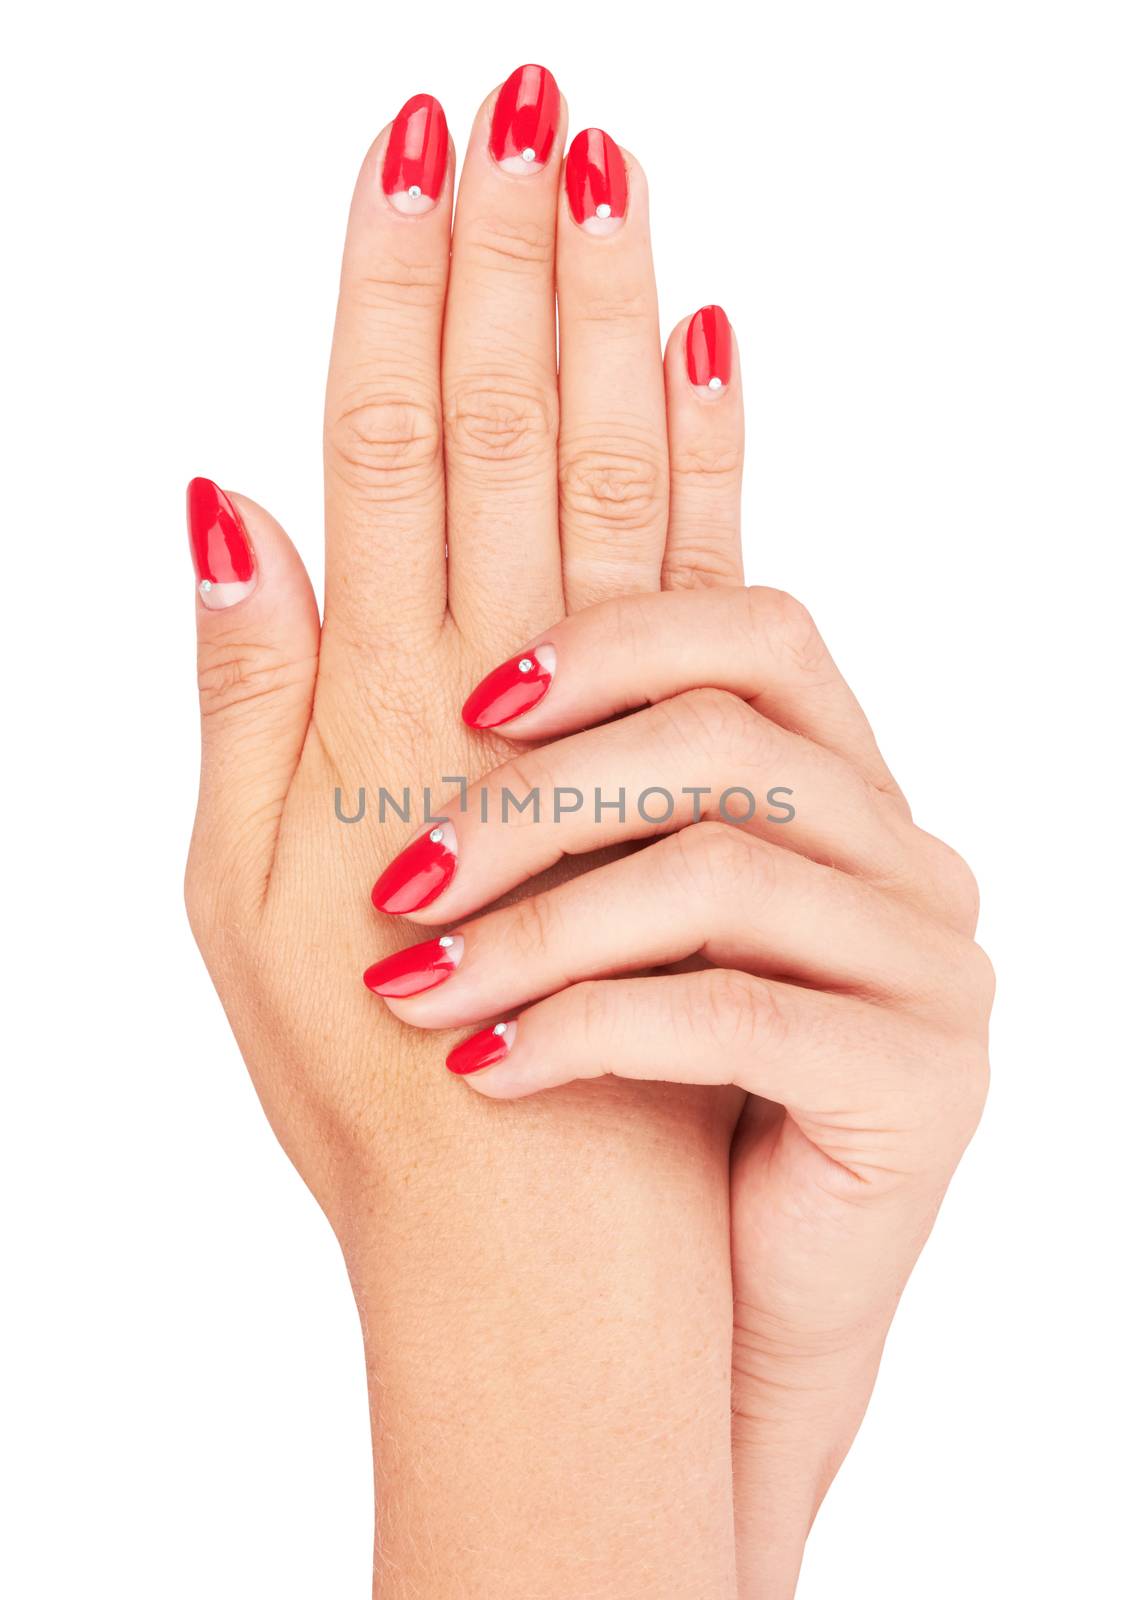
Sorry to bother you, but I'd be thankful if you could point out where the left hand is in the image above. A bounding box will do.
[363,582,993,1592]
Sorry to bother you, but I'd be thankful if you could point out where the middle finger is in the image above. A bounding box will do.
[443,65,567,644]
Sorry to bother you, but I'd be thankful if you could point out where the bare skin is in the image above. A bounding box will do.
[186,69,990,1599]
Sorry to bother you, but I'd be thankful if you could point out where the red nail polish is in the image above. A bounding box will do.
[490,64,560,175]
[685,305,733,396]
[364,934,463,998]
[382,93,449,214]
[462,645,555,730]
[565,128,627,234]
[446,1021,514,1076]
[187,477,256,610]
[372,824,458,915]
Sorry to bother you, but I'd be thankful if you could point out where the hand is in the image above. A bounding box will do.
[186,71,751,1595]
[365,584,993,1593]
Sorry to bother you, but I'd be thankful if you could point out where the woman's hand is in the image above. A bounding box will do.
[186,68,751,1597]
[365,585,993,1593]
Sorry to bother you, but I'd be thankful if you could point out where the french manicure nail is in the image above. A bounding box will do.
[363,934,464,998]
[685,305,733,397]
[187,478,256,609]
[372,823,458,915]
[383,93,449,214]
[565,128,627,234]
[462,645,555,729]
[446,1020,516,1075]
[490,63,560,174]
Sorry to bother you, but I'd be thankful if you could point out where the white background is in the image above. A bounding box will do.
[2,1,1118,1594]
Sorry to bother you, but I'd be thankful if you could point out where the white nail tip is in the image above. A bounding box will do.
[198,577,257,610]
[387,189,437,215]
[497,153,544,175]
[533,643,557,676]
[579,213,623,237]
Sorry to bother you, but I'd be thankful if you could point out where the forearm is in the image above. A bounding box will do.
[339,1069,742,1599]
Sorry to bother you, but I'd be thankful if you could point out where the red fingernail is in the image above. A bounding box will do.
[565,128,627,233]
[490,64,561,174]
[372,823,458,915]
[383,93,449,214]
[685,305,733,396]
[363,934,463,998]
[462,645,555,729]
[446,1021,515,1076]
[187,478,256,610]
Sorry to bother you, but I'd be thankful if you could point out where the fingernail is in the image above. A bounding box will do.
[565,128,627,234]
[462,645,555,729]
[383,93,449,214]
[372,823,458,915]
[446,1020,516,1076]
[364,934,464,998]
[490,64,560,175]
[187,478,256,609]
[685,305,733,397]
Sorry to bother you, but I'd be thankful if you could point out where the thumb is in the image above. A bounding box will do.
[186,477,319,921]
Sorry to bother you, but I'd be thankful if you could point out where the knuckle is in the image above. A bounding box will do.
[662,537,743,590]
[687,968,781,1053]
[560,438,666,535]
[506,891,557,960]
[671,823,775,906]
[325,391,442,499]
[571,290,654,327]
[671,440,743,487]
[459,213,554,271]
[444,380,557,470]
[748,586,830,678]
[197,640,308,722]
[343,255,446,312]
[663,686,761,764]
[943,847,982,934]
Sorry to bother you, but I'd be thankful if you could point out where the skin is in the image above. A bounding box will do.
[186,72,991,1599]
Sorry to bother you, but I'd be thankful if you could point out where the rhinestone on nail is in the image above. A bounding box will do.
[521,147,536,162]
[517,657,534,673]
[708,376,723,391]
[493,1022,508,1037]
[429,827,444,844]
[438,935,455,948]
[595,202,612,220]
[407,184,422,199]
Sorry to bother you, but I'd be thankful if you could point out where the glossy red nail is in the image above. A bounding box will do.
[490,64,560,174]
[446,1021,515,1076]
[187,477,256,609]
[685,305,733,395]
[565,128,627,234]
[382,93,448,214]
[462,645,555,730]
[372,823,458,915]
[364,934,463,998]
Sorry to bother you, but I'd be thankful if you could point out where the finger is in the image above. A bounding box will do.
[449,969,964,1156]
[363,823,975,1030]
[662,306,745,589]
[442,65,566,640]
[323,95,453,648]
[370,687,934,927]
[186,479,319,919]
[459,586,902,799]
[557,132,669,608]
